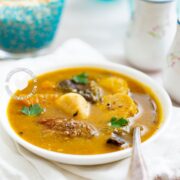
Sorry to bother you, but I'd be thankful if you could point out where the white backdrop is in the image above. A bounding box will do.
[58,0,130,60]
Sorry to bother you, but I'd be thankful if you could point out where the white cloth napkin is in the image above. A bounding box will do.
[0,39,180,180]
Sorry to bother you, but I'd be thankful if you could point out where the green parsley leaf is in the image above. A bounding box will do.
[110,117,129,128]
[21,104,44,116]
[72,73,89,84]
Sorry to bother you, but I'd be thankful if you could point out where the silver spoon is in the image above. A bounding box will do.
[127,127,150,180]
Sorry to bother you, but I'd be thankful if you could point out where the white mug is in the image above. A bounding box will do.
[163,20,180,104]
[125,0,177,71]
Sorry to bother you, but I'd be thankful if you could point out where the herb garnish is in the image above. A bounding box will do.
[110,117,129,128]
[21,104,44,116]
[72,73,89,84]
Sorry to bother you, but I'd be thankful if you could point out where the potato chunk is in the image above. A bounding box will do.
[56,93,90,119]
[99,77,129,94]
[99,93,138,118]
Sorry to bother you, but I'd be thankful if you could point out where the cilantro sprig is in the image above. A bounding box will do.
[21,104,44,116]
[109,117,129,128]
[72,73,89,84]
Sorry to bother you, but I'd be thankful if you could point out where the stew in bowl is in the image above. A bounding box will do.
[2,62,172,165]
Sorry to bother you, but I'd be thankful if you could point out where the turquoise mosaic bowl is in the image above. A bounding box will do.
[0,0,64,53]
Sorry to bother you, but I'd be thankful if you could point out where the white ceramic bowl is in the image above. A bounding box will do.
[1,61,172,165]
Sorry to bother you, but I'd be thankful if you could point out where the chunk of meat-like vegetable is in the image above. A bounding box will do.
[99,93,138,118]
[38,118,98,138]
[107,133,126,146]
[56,93,90,119]
[59,80,102,103]
[99,77,129,94]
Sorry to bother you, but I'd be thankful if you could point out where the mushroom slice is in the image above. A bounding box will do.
[107,133,126,146]
[59,80,102,103]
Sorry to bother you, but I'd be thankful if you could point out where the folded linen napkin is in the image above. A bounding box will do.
[0,39,180,180]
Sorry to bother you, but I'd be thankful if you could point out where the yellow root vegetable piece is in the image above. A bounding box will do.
[99,77,129,94]
[99,93,138,118]
[56,93,90,119]
[41,81,56,90]
[20,93,59,106]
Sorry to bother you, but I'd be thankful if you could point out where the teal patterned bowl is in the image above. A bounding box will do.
[0,0,64,54]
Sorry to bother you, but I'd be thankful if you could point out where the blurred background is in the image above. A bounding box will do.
[57,0,180,61]
[0,0,179,60]
[58,0,131,61]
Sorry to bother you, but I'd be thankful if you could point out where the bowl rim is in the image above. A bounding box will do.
[1,60,172,165]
